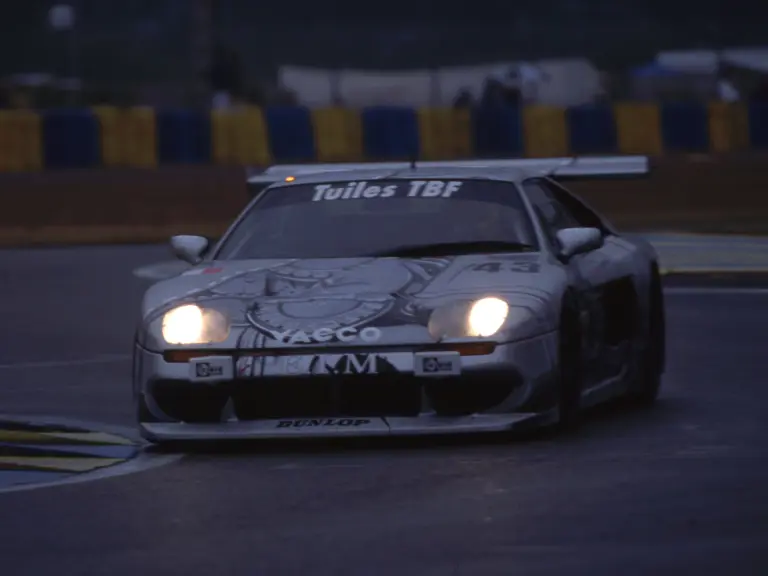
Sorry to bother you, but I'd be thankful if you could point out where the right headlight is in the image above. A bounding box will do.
[161,304,230,345]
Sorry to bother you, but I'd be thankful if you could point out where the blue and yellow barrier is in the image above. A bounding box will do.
[417,107,472,160]
[93,106,158,168]
[212,107,271,166]
[0,102,766,172]
[312,107,363,162]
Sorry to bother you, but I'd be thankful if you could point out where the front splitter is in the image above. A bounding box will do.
[141,411,555,442]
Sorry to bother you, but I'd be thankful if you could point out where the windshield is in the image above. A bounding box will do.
[214,179,538,259]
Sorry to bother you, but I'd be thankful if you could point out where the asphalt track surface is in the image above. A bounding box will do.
[1,244,767,576]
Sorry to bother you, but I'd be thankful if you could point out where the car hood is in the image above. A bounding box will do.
[140,254,565,350]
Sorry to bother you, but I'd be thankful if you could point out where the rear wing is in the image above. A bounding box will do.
[246,155,649,196]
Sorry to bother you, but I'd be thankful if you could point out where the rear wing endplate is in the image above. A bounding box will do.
[246,156,649,187]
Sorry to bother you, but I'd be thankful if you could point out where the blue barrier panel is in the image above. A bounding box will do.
[361,107,419,159]
[472,105,523,157]
[567,104,617,154]
[748,101,768,149]
[156,109,210,164]
[42,109,100,169]
[659,101,709,152]
[265,106,314,162]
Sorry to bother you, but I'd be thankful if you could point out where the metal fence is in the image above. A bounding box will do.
[0,0,765,105]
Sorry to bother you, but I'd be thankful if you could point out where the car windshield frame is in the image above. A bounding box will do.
[210,178,540,260]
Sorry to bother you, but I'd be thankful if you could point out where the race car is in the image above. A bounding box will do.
[133,156,665,443]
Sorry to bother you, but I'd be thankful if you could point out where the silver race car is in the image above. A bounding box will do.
[133,156,665,443]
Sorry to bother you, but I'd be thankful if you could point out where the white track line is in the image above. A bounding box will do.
[0,451,182,495]
[0,354,131,371]
[664,287,768,296]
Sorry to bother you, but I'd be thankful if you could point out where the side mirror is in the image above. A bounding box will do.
[170,235,208,264]
[556,227,603,260]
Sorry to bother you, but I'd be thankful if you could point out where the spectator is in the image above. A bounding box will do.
[498,69,522,107]
[717,66,740,102]
[753,76,768,102]
[245,86,265,107]
[0,79,8,108]
[480,78,504,108]
[503,83,521,107]
[453,88,473,108]
[209,43,243,109]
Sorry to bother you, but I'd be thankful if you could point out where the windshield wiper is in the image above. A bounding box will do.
[367,240,536,258]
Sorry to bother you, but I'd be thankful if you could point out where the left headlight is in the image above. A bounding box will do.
[466,297,509,337]
[161,304,230,345]
[428,297,513,340]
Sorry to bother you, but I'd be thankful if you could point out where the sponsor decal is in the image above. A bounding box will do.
[284,355,307,374]
[195,362,223,378]
[421,357,454,373]
[415,352,461,376]
[189,356,233,381]
[310,353,398,375]
[276,418,372,428]
[472,261,540,273]
[312,180,463,202]
[264,326,382,345]
[237,356,256,377]
[183,267,223,276]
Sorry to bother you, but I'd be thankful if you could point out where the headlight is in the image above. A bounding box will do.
[161,304,230,345]
[467,297,509,337]
[428,297,514,340]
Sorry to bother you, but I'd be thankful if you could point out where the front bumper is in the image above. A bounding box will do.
[134,332,559,441]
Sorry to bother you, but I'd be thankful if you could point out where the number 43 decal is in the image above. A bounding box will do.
[472,262,540,273]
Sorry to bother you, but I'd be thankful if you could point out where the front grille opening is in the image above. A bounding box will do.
[425,376,519,416]
[150,373,521,424]
[152,380,229,423]
[337,378,421,417]
[231,376,422,420]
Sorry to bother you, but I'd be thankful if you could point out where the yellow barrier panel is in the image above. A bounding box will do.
[417,108,473,161]
[311,108,363,162]
[93,106,121,167]
[212,107,271,166]
[211,110,231,164]
[0,110,42,172]
[708,102,749,153]
[522,106,568,157]
[614,103,663,155]
[125,107,157,168]
[93,107,157,168]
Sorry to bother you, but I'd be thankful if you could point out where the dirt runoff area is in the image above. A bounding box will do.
[1,154,767,247]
